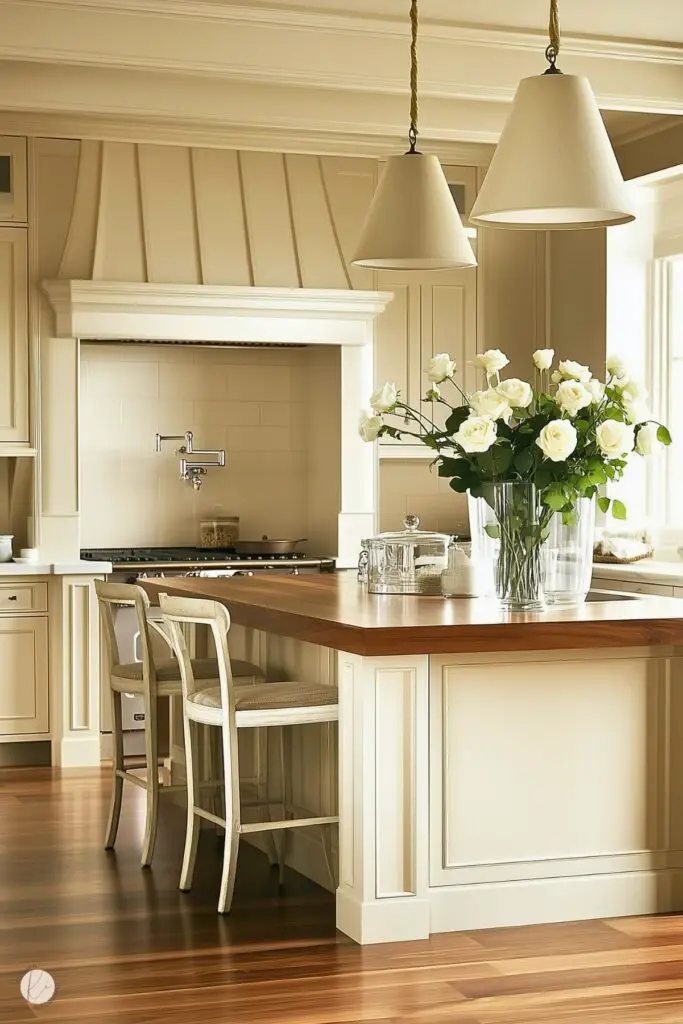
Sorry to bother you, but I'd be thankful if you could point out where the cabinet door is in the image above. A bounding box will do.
[0,138,27,224]
[376,271,477,444]
[0,228,28,443]
[421,272,477,431]
[0,616,49,736]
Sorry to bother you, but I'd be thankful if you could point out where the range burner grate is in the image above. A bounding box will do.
[81,546,309,564]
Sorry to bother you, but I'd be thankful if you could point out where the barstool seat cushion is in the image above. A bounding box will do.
[188,680,338,712]
[111,657,262,685]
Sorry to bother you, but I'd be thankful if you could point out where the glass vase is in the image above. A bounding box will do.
[468,482,547,612]
[543,497,596,606]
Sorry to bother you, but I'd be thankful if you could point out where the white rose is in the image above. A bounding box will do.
[496,378,533,409]
[426,352,456,383]
[469,388,512,422]
[370,381,397,413]
[635,422,662,456]
[621,380,647,403]
[551,370,563,384]
[533,348,555,371]
[475,349,509,376]
[606,354,629,380]
[358,411,383,443]
[586,378,605,403]
[624,400,650,425]
[454,416,498,453]
[596,420,635,457]
[535,419,578,462]
[556,380,593,417]
[558,359,591,382]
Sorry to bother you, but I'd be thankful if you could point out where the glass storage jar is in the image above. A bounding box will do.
[199,514,239,550]
[360,514,451,595]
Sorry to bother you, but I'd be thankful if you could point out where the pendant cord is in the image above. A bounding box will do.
[545,0,561,71]
[408,0,419,152]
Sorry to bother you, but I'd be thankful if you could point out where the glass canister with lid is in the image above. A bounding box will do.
[359,514,451,595]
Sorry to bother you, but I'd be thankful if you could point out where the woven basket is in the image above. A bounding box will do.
[593,547,654,565]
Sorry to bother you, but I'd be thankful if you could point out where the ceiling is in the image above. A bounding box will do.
[0,0,679,170]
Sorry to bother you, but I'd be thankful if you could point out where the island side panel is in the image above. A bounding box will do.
[428,646,683,932]
[336,651,430,944]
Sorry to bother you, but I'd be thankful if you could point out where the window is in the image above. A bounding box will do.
[652,257,683,530]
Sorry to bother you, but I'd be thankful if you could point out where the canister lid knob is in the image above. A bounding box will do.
[404,513,420,532]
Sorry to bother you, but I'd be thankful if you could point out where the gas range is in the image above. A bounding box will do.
[81,546,336,577]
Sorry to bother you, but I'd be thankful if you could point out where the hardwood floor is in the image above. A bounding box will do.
[1,768,683,1023]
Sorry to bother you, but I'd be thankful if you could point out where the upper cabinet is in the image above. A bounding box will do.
[0,228,29,444]
[374,163,478,452]
[0,138,27,225]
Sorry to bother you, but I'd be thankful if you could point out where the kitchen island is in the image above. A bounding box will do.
[141,573,683,944]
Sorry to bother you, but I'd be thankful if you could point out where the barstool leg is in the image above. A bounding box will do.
[217,722,241,914]
[141,695,160,869]
[259,729,279,867]
[277,726,292,887]
[321,722,337,890]
[180,716,202,892]
[104,688,124,850]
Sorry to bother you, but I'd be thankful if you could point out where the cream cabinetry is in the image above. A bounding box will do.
[0,138,27,225]
[0,604,49,737]
[375,268,477,448]
[0,228,29,444]
[592,574,676,598]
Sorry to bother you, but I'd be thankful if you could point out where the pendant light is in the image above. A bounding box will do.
[469,0,634,230]
[352,0,476,270]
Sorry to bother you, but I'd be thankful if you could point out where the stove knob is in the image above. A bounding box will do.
[289,567,299,575]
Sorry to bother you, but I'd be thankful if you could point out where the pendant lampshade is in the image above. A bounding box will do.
[352,0,476,270]
[353,153,477,269]
[469,0,634,231]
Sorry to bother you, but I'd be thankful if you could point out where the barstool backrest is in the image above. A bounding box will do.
[160,595,235,710]
[95,579,158,687]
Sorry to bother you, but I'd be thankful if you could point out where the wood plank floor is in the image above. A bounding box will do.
[1,768,683,1023]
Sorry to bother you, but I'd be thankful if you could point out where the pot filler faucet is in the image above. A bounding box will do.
[155,430,226,491]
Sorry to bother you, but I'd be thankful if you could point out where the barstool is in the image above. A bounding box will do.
[95,580,265,867]
[161,593,338,914]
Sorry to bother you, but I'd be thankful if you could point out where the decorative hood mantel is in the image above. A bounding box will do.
[42,280,391,346]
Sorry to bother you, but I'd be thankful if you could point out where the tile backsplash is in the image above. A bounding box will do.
[80,343,309,547]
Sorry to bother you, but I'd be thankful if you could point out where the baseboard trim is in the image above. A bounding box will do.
[336,888,431,945]
[428,868,683,933]
[54,735,102,768]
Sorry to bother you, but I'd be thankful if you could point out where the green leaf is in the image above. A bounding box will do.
[444,406,470,434]
[561,510,578,527]
[657,424,672,446]
[475,444,513,478]
[612,499,627,520]
[588,465,607,485]
[514,447,536,475]
[598,496,611,514]
[448,477,470,494]
[437,457,469,478]
[484,523,500,540]
[544,488,567,512]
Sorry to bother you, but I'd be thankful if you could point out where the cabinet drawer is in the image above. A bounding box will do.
[592,576,674,597]
[0,615,49,735]
[0,582,47,613]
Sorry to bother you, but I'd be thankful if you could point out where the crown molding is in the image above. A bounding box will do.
[18,0,683,65]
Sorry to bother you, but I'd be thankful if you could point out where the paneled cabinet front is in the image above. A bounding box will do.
[0,228,28,444]
[0,616,49,736]
[375,269,477,447]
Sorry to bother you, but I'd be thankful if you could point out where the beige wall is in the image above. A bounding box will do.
[80,343,312,548]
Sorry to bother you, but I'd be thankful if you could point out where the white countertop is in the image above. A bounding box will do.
[0,561,112,576]
[592,559,683,587]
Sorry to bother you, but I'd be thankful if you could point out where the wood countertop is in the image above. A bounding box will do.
[139,573,683,657]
